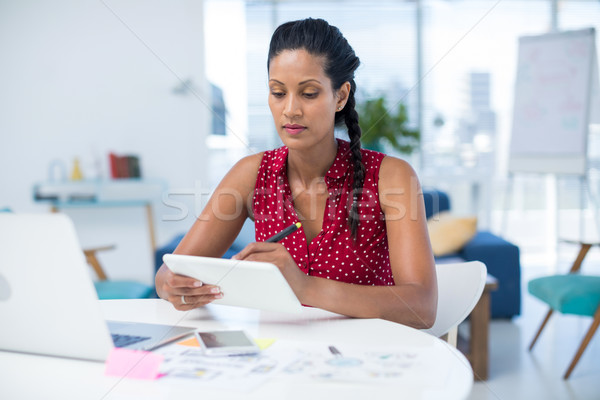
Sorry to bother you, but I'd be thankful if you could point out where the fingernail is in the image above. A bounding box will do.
[193,281,203,287]
[231,255,238,260]
[215,293,223,299]
[211,287,220,294]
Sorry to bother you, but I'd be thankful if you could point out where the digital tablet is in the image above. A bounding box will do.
[162,254,303,314]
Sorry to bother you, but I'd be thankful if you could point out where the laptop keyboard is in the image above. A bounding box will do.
[111,333,151,348]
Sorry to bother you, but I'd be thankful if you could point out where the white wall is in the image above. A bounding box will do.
[0,0,211,284]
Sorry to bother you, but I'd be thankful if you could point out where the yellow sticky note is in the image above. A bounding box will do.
[177,337,200,347]
[177,336,276,350]
[254,338,276,350]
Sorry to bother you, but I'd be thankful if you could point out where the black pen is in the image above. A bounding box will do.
[265,222,302,243]
[328,345,342,357]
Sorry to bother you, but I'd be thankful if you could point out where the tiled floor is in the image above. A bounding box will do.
[465,244,600,400]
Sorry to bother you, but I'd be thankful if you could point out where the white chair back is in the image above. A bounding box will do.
[422,261,487,339]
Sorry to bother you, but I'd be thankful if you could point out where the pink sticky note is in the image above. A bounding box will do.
[105,348,164,380]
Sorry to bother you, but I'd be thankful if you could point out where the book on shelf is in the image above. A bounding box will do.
[109,153,142,179]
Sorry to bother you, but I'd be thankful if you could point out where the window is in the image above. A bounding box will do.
[245,0,418,152]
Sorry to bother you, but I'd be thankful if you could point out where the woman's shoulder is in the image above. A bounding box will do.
[212,152,265,200]
[232,152,265,171]
[231,144,289,181]
[224,152,265,188]
[378,155,418,189]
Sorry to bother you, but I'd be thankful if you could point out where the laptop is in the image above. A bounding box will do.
[0,213,195,362]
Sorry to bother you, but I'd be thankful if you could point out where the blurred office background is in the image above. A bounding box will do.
[3,0,599,282]
[2,0,600,397]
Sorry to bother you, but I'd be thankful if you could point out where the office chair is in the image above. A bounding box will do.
[528,242,600,379]
[85,245,154,300]
[422,261,487,346]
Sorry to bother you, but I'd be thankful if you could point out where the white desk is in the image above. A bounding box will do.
[0,299,473,400]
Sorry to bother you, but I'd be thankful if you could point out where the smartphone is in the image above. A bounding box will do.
[195,330,260,356]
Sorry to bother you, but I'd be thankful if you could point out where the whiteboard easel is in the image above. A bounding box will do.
[503,28,600,247]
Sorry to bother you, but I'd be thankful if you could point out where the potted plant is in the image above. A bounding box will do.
[356,96,420,155]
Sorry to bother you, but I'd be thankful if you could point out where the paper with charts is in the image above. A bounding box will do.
[156,339,450,391]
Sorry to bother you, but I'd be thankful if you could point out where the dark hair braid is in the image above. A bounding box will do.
[341,87,365,238]
[268,18,364,238]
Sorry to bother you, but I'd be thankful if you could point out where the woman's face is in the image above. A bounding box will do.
[268,49,347,150]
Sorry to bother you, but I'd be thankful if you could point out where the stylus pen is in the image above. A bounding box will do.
[328,346,342,357]
[265,222,302,243]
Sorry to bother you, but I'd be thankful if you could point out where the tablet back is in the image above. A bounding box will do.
[163,254,303,313]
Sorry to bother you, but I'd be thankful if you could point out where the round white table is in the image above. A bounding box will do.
[0,299,472,400]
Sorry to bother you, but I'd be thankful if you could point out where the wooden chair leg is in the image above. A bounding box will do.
[83,245,115,281]
[529,309,554,351]
[564,307,600,379]
[569,243,592,273]
[84,251,108,281]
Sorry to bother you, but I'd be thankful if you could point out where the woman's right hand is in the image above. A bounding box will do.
[155,264,223,311]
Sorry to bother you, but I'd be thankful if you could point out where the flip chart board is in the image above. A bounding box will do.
[509,28,599,175]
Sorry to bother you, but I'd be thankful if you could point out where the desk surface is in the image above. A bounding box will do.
[0,299,472,400]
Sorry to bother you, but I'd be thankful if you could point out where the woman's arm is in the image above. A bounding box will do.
[233,156,437,328]
[155,153,264,310]
[375,156,437,327]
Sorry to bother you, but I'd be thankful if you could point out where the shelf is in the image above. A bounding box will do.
[33,179,166,207]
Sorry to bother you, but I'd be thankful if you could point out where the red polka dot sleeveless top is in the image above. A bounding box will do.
[253,139,394,286]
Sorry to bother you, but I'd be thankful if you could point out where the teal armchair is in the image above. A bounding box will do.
[84,245,154,300]
[528,242,600,379]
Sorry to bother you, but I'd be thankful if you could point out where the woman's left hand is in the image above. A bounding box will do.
[232,242,308,298]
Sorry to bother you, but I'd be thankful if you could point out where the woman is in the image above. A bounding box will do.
[155,18,437,328]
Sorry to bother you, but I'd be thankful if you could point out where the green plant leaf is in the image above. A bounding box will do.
[356,96,420,154]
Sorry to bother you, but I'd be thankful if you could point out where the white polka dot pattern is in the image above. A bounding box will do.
[253,139,394,286]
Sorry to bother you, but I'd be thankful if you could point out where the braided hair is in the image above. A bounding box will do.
[267,18,365,239]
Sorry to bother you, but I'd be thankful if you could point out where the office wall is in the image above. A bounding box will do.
[0,0,210,284]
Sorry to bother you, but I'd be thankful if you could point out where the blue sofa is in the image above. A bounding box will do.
[154,219,255,275]
[155,189,521,319]
[423,190,521,319]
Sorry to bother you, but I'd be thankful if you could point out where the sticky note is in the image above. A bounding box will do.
[254,338,276,350]
[105,348,164,380]
[176,336,276,350]
[177,337,200,347]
